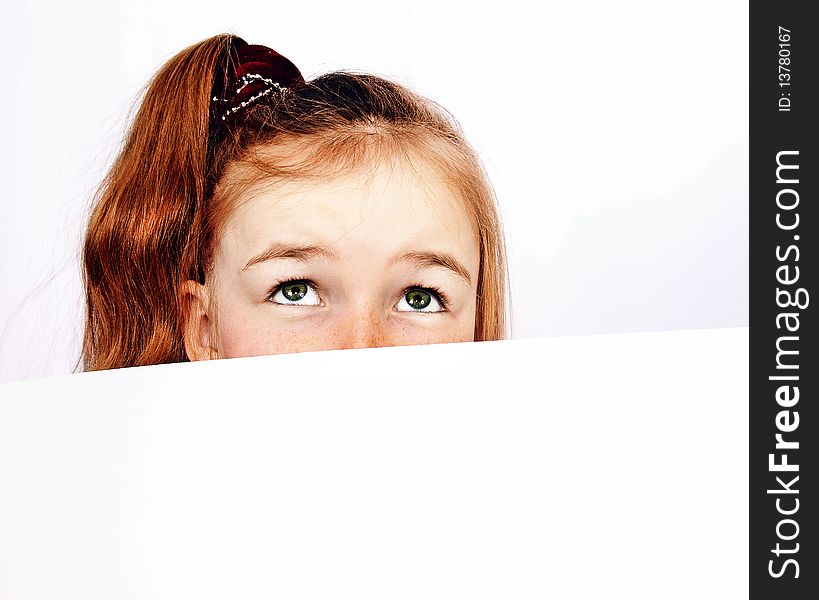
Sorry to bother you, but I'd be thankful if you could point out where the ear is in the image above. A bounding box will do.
[179,280,218,361]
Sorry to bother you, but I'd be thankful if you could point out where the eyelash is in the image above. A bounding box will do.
[266,278,450,310]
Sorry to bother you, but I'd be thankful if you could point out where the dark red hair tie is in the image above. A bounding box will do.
[211,37,304,128]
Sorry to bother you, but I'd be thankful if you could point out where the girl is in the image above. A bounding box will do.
[82,34,508,371]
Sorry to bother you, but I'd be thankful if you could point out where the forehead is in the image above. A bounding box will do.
[217,155,479,266]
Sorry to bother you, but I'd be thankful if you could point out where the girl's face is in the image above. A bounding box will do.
[182,156,480,360]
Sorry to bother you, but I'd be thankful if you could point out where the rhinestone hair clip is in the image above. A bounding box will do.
[209,39,304,132]
[212,73,285,121]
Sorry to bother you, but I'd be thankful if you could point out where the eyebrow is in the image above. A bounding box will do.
[243,244,337,270]
[395,251,473,284]
[242,243,472,284]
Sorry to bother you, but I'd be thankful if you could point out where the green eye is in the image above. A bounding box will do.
[405,289,432,310]
[395,287,445,313]
[282,282,308,302]
[269,280,321,306]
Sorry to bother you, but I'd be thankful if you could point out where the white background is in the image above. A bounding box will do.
[0,0,749,381]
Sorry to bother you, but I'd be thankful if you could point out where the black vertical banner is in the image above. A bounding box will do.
[750,2,817,598]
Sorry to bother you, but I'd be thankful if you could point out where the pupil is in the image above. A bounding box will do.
[283,282,307,301]
[407,290,431,310]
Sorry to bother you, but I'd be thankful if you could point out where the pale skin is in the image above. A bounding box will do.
[181,155,480,360]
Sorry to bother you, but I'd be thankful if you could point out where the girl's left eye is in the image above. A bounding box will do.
[395,287,446,313]
[269,280,322,306]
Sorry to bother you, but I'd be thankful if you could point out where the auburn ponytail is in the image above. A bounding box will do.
[82,35,235,370]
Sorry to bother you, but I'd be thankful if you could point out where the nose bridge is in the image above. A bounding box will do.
[342,300,389,349]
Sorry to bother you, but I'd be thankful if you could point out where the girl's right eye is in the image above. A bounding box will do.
[268,280,322,306]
